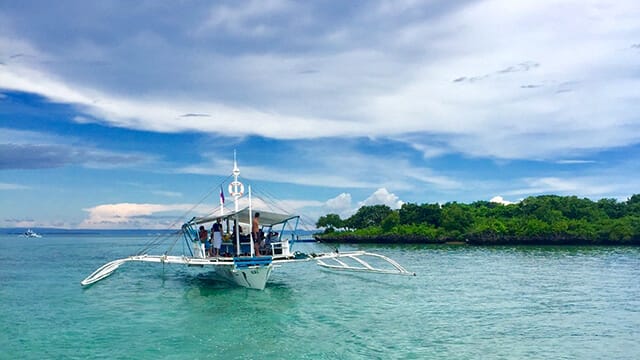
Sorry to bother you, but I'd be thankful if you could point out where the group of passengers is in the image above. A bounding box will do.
[198,218,224,257]
[197,212,265,257]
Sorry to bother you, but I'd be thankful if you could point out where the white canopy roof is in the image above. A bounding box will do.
[189,207,299,227]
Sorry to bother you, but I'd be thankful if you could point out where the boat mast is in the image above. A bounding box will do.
[249,185,254,257]
[230,151,242,256]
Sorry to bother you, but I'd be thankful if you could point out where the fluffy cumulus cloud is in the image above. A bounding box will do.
[490,196,514,205]
[324,193,353,215]
[321,188,403,219]
[359,188,404,209]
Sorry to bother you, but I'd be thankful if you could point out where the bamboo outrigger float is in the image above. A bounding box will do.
[82,155,415,290]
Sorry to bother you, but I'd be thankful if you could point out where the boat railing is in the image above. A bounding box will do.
[269,240,291,256]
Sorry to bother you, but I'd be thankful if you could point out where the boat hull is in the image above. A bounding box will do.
[213,263,273,290]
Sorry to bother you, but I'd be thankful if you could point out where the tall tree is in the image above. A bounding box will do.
[316,213,344,231]
[346,205,393,230]
[441,203,473,233]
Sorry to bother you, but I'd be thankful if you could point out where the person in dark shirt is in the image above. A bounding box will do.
[252,212,261,256]
[198,225,209,257]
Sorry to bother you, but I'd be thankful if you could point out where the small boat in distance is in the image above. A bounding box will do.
[82,154,415,290]
[23,229,42,238]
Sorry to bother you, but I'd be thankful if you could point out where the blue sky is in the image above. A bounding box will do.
[1,0,639,229]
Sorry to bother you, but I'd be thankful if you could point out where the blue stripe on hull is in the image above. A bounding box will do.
[233,256,273,268]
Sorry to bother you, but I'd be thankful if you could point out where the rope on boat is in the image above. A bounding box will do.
[134,174,234,256]
[248,184,317,231]
[82,175,238,287]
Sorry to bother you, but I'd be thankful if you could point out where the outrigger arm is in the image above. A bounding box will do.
[81,257,131,286]
[314,251,416,276]
[81,255,198,286]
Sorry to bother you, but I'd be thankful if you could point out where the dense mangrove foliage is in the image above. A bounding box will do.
[315,194,640,245]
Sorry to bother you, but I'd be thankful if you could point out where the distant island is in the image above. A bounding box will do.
[314,194,640,246]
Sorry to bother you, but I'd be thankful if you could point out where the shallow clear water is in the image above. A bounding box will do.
[1,234,639,359]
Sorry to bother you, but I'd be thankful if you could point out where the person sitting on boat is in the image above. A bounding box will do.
[210,218,223,257]
[252,212,261,256]
[198,226,210,256]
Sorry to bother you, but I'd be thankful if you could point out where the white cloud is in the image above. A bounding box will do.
[325,193,352,214]
[366,1,640,159]
[1,1,638,162]
[313,188,405,222]
[180,162,377,188]
[403,139,450,159]
[3,219,36,228]
[408,168,462,189]
[178,146,461,192]
[490,196,514,205]
[0,127,59,145]
[0,182,29,190]
[79,203,197,229]
[275,199,324,211]
[78,194,325,229]
[505,176,617,197]
[555,160,596,165]
[199,0,294,36]
[152,190,182,198]
[313,188,404,222]
[0,57,348,139]
[358,188,404,209]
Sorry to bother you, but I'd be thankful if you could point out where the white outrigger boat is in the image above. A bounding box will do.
[81,156,415,290]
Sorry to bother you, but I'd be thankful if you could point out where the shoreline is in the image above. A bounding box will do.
[315,234,640,246]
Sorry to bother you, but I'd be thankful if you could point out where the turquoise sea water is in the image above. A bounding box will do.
[1,232,639,359]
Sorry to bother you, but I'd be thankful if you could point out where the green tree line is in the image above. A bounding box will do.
[315,194,640,245]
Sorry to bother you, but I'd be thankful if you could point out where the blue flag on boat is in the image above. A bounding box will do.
[220,186,225,204]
